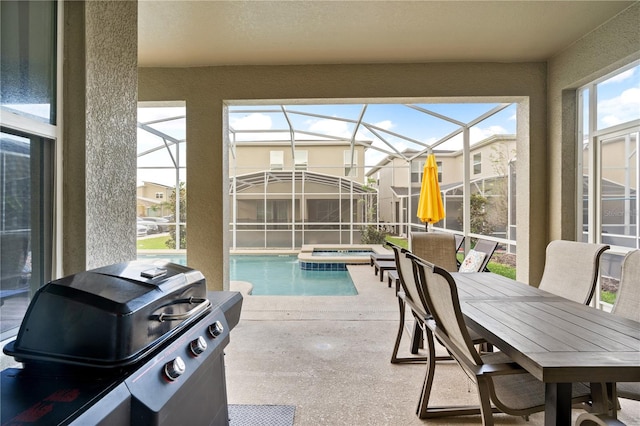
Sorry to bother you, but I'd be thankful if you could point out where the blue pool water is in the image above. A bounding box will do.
[136,254,357,296]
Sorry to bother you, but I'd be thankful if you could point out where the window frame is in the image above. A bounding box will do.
[0,0,61,344]
[343,149,357,177]
[270,150,284,170]
[294,149,308,171]
[577,60,640,309]
[473,153,482,175]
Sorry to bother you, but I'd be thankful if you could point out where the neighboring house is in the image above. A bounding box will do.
[582,134,638,248]
[229,140,374,248]
[368,135,517,238]
[137,181,173,217]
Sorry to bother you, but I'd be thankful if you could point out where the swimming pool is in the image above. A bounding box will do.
[136,254,358,296]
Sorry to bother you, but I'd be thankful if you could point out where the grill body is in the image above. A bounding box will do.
[1,263,242,426]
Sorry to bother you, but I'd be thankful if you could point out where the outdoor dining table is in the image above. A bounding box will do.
[450,272,640,426]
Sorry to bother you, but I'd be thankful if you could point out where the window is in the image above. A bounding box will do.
[578,61,639,307]
[412,159,442,183]
[1,129,54,340]
[1,1,57,124]
[411,160,424,183]
[270,150,284,170]
[155,192,164,199]
[294,150,308,170]
[473,153,482,175]
[344,150,357,177]
[0,0,57,343]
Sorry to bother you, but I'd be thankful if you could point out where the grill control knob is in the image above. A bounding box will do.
[164,356,186,381]
[208,321,224,338]
[190,336,207,356]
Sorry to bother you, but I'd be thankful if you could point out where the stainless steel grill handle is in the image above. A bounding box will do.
[152,298,212,322]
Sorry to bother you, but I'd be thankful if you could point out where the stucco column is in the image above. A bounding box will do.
[186,97,227,291]
[63,0,138,273]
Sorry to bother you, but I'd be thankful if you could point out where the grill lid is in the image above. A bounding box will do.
[3,261,210,368]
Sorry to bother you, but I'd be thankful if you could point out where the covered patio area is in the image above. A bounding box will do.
[225,264,640,425]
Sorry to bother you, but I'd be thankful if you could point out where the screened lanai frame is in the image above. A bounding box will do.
[225,99,519,251]
[135,99,520,252]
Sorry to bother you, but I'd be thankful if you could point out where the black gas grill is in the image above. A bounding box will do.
[1,262,242,426]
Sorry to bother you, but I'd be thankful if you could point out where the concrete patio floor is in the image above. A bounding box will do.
[225,264,640,425]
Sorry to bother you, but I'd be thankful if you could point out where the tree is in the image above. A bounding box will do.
[486,144,516,236]
[359,178,388,244]
[166,182,187,249]
[469,193,493,235]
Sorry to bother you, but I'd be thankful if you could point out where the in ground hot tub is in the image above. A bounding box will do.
[298,244,391,270]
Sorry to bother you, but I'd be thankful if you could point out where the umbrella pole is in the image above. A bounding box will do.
[425,222,428,232]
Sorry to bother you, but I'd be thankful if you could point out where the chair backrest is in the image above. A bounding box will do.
[473,238,498,272]
[409,253,483,367]
[612,250,640,322]
[389,243,427,317]
[538,240,610,304]
[454,234,465,252]
[410,232,458,272]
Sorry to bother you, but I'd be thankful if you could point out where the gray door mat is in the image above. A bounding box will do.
[228,405,296,426]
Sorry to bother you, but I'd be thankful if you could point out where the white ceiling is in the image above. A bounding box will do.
[138,1,635,67]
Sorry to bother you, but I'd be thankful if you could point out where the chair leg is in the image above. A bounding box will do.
[480,342,493,353]
[589,382,620,418]
[417,329,437,418]
[410,320,422,354]
[414,331,499,422]
[476,377,495,426]
[390,297,406,363]
[391,298,427,364]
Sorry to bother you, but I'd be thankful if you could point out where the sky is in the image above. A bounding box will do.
[137,63,639,187]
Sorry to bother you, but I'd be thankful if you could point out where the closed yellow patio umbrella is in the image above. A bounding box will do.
[416,153,445,231]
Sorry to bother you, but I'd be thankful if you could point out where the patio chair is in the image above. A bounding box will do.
[390,239,485,364]
[611,250,640,402]
[389,242,431,363]
[538,240,610,305]
[575,251,640,425]
[369,252,394,266]
[456,238,498,273]
[389,235,464,288]
[454,234,465,268]
[373,258,396,282]
[472,238,498,272]
[409,256,591,423]
[410,232,458,272]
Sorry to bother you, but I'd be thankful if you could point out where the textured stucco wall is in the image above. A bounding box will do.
[63,1,138,273]
[139,62,547,288]
[547,3,640,243]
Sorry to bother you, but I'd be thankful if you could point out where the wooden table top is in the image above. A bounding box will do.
[451,272,640,384]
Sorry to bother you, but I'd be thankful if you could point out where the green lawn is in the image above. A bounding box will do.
[385,236,408,249]
[600,291,616,304]
[137,235,170,250]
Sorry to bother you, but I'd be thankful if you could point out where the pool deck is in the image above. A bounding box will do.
[225,264,640,425]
